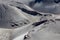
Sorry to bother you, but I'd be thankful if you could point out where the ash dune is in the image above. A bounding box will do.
[0,3,30,29]
[0,2,43,40]
[0,1,60,40]
[8,1,43,23]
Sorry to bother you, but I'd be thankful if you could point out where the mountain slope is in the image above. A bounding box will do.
[8,1,44,23]
[0,3,30,29]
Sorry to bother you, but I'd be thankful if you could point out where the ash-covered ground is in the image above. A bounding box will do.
[0,0,60,40]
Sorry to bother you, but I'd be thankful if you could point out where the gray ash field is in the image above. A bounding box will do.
[0,0,60,40]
